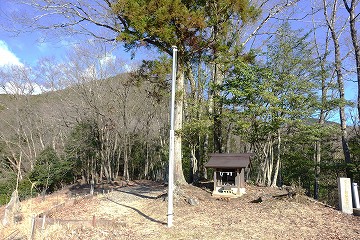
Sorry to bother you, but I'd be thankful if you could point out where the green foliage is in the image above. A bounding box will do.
[182,118,212,143]
[349,135,360,183]
[29,146,73,193]
[129,134,149,179]
[0,171,37,204]
[64,121,100,178]
[182,154,191,183]
[17,178,37,200]
[0,172,16,205]
[135,56,172,102]
[110,0,261,184]
[281,124,318,186]
[221,23,320,141]
[264,23,319,119]
[281,121,340,198]
[221,59,276,143]
[112,0,259,56]
[0,103,5,111]
[219,22,335,188]
[0,195,8,205]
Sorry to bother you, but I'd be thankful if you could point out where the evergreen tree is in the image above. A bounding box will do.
[29,146,72,193]
[221,23,320,186]
[111,0,259,183]
[64,122,100,184]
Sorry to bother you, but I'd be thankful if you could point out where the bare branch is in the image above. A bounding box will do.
[242,0,301,46]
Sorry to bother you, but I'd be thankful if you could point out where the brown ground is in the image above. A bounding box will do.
[1,180,359,240]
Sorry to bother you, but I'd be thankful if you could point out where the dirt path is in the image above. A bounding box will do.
[1,181,360,240]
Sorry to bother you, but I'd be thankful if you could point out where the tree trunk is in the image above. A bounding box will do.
[115,146,121,179]
[314,74,327,199]
[123,138,129,181]
[174,62,186,184]
[266,141,273,187]
[213,62,223,153]
[224,122,233,153]
[202,133,209,180]
[271,130,281,187]
[332,29,352,179]
[343,0,360,122]
[102,162,110,183]
[257,140,270,185]
[99,163,103,183]
[314,141,321,199]
[324,0,352,179]
[312,11,330,199]
[190,146,198,183]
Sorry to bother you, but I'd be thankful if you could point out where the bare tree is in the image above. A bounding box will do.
[343,0,360,122]
[0,65,45,173]
[323,0,352,178]
[312,9,335,198]
[49,43,170,182]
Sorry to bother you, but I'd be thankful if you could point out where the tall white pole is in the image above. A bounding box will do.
[168,46,177,227]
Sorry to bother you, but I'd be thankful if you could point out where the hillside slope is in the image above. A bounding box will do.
[1,181,359,240]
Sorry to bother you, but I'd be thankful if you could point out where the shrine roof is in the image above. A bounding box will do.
[205,153,252,169]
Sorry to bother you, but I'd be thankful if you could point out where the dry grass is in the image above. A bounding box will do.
[1,181,359,240]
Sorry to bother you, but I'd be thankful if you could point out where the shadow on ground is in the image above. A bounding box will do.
[106,196,166,225]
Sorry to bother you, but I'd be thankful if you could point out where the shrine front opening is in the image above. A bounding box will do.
[205,153,252,198]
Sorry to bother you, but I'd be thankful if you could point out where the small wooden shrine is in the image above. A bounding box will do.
[205,153,252,198]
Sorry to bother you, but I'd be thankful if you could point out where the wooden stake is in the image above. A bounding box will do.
[30,215,36,240]
[41,215,46,230]
[92,215,96,228]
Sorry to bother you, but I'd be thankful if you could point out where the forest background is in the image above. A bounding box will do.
[0,0,359,207]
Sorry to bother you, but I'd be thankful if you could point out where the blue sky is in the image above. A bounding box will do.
[0,0,155,95]
[0,19,142,68]
[0,0,63,66]
[0,0,154,68]
[0,0,358,118]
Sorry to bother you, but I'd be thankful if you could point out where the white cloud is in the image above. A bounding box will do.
[123,63,135,72]
[0,62,48,95]
[0,40,23,66]
[0,81,49,95]
[81,64,97,81]
[100,54,116,67]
